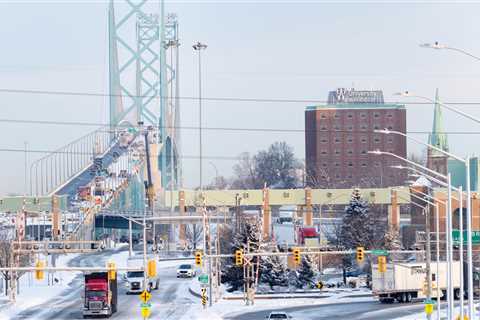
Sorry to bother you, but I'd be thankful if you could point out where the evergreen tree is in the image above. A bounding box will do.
[339,188,376,249]
[221,220,261,292]
[287,269,302,290]
[297,255,316,288]
[260,254,287,290]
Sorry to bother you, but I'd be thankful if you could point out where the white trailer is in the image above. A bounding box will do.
[372,261,461,303]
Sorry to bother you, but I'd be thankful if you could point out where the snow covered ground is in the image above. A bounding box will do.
[0,252,80,318]
[393,304,479,320]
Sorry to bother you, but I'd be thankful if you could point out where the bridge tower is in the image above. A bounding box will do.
[108,0,181,199]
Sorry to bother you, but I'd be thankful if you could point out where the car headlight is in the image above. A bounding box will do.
[126,282,130,287]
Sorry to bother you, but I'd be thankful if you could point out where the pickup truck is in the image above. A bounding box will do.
[124,258,159,294]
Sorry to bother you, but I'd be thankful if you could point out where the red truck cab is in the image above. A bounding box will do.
[83,272,117,318]
[297,227,319,246]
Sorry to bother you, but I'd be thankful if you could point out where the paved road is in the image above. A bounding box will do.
[224,300,428,320]
[10,246,197,320]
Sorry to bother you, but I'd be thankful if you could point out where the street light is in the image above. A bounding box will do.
[396,165,467,319]
[392,92,476,320]
[420,42,480,62]
[193,41,207,191]
[369,150,455,318]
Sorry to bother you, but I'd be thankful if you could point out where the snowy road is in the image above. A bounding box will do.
[224,300,429,320]
[7,246,198,320]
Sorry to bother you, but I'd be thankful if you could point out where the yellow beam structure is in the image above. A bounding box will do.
[164,187,412,207]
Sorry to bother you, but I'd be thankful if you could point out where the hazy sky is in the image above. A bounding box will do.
[1,0,480,195]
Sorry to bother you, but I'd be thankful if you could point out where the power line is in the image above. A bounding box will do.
[0,87,480,105]
[2,117,480,135]
[0,147,240,160]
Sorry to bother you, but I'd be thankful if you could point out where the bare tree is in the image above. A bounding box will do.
[0,232,31,296]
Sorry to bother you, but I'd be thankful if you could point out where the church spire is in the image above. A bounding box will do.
[428,88,449,152]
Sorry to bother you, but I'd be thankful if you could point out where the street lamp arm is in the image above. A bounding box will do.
[444,46,480,62]
[393,165,461,192]
[375,129,464,163]
[394,187,437,207]
[368,150,447,180]
[402,93,480,126]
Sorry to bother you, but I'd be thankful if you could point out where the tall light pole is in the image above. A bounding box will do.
[420,42,480,62]
[392,91,476,320]
[193,42,207,191]
[209,161,219,186]
[369,150,454,318]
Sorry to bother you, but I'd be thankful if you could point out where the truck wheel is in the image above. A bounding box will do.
[155,279,160,290]
[397,293,406,303]
[406,292,412,303]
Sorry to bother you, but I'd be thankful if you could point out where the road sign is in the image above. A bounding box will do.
[139,290,152,303]
[198,274,208,284]
[141,307,151,318]
[452,230,480,244]
[371,249,388,256]
[140,302,152,308]
[424,298,435,315]
[316,281,324,290]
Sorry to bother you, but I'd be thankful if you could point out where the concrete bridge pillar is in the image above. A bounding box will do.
[388,189,400,229]
[262,187,271,240]
[52,195,61,240]
[304,188,313,226]
[178,190,186,246]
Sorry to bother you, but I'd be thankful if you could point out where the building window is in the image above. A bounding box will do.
[360,124,367,131]
[361,137,367,143]
[347,174,353,179]
[374,113,380,118]
[335,162,340,167]
[387,113,393,119]
[335,174,341,179]
[348,162,354,167]
[322,163,328,167]
[361,150,367,155]
[361,163,367,167]
[360,113,367,119]
[335,137,341,143]
[320,114,327,119]
[335,150,341,155]
[347,113,353,119]
[334,125,341,131]
[347,150,353,155]
[373,124,380,130]
[320,126,328,131]
[347,136,353,143]
[387,137,394,143]
[374,162,381,167]
[347,126,353,131]
[334,114,340,119]
[374,137,381,143]
[387,125,393,130]
[321,150,328,155]
[321,138,328,144]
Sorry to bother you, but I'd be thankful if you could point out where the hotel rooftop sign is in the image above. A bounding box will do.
[328,88,384,104]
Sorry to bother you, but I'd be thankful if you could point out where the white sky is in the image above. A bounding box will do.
[0,1,480,195]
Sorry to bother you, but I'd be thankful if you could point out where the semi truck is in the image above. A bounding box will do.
[82,272,117,318]
[124,258,160,294]
[372,261,461,303]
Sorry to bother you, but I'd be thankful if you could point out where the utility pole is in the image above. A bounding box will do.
[425,205,432,320]
[192,41,207,190]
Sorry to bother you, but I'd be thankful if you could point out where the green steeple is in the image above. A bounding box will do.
[428,88,449,152]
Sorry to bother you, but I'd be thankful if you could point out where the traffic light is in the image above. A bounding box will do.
[356,246,364,263]
[292,247,301,265]
[147,260,156,278]
[235,249,244,266]
[378,256,387,273]
[35,260,44,280]
[107,261,116,280]
[195,251,203,267]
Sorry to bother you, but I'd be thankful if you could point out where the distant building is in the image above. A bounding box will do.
[305,88,407,188]
[427,89,449,176]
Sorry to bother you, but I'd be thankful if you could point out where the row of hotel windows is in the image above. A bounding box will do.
[319,112,396,120]
[319,173,401,180]
[318,125,394,131]
[318,161,396,168]
[318,149,396,155]
[319,136,394,144]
